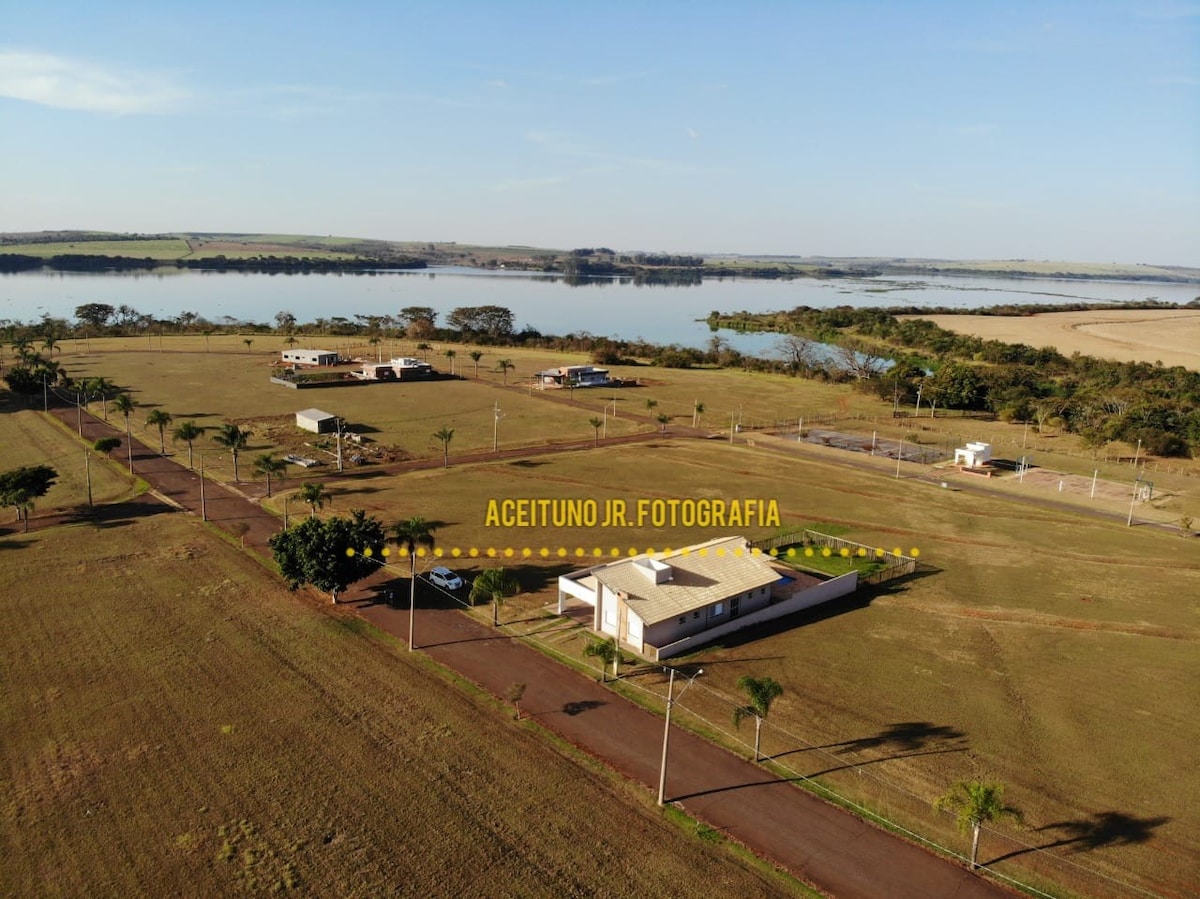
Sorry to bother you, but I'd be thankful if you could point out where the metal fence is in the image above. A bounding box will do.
[752,529,918,586]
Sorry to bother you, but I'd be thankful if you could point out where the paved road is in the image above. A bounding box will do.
[33,403,1015,898]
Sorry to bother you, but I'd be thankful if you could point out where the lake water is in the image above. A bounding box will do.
[2,266,1194,356]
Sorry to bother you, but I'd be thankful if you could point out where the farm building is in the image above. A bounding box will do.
[954,441,993,468]
[295,409,338,434]
[557,536,858,660]
[536,365,611,389]
[389,357,436,379]
[282,349,339,366]
[353,363,398,381]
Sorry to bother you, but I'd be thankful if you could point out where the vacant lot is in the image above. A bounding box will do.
[0,512,798,898]
[904,309,1200,370]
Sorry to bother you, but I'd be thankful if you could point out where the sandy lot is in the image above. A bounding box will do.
[903,309,1200,369]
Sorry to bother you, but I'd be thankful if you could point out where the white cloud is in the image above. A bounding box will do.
[687,127,699,140]
[0,51,187,114]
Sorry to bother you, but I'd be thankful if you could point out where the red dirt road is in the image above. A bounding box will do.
[34,404,1015,898]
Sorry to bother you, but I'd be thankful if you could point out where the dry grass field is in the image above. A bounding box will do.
[304,438,1200,898]
[903,309,1200,370]
[0,511,801,898]
[9,342,1200,897]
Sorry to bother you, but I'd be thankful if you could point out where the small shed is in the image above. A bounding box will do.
[282,349,339,366]
[296,409,337,434]
[954,441,993,468]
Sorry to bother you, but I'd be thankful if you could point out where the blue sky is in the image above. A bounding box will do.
[0,1,1196,264]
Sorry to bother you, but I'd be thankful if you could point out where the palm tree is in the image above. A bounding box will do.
[469,350,484,378]
[645,398,658,414]
[389,516,437,651]
[495,358,514,384]
[443,348,456,375]
[11,336,34,363]
[172,420,204,469]
[693,400,705,428]
[733,675,784,762]
[202,329,212,352]
[470,567,518,627]
[284,335,298,351]
[253,453,286,497]
[111,393,136,473]
[298,481,330,519]
[243,338,254,353]
[415,341,432,361]
[588,417,603,447]
[212,423,251,482]
[42,336,59,359]
[86,376,115,421]
[656,413,671,434]
[433,426,454,468]
[934,780,1023,869]
[145,409,173,454]
[583,636,620,681]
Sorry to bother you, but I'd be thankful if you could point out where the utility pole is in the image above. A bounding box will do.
[658,667,703,805]
[199,453,207,522]
[84,450,93,508]
[493,402,502,452]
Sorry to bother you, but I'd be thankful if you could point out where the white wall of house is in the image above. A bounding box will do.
[651,572,859,661]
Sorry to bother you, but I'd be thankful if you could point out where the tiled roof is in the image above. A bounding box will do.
[590,536,780,625]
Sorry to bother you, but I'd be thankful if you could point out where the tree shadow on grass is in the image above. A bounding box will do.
[986,812,1171,865]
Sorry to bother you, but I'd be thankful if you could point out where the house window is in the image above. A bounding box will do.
[678,616,686,625]
[713,602,724,616]
[693,611,700,619]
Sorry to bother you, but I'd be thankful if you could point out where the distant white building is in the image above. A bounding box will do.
[536,365,611,389]
[282,349,339,366]
[389,357,436,379]
[954,441,993,468]
[296,409,338,434]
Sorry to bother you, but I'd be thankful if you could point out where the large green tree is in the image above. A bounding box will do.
[469,567,518,627]
[0,464,58,533]
[733,675,784,762]
[389,516,438,650]
[935,780,1023,869]
[269,510,386,603]
[583,636,620,681]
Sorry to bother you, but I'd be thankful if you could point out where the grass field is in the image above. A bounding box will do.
[0,511,801,898]
[288,437,1200,898]
[7,342,1199,897]
[906,309,1200,370]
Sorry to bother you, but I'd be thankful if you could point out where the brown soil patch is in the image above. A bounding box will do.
[902,309,1200,369]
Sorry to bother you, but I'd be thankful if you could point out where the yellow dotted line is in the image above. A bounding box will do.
[346,545,921,560]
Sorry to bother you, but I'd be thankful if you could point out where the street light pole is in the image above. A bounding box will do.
[658,666,703,806]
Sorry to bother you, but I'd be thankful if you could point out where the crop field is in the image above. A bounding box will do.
[906,309,1200,370]
[0,509,799,898]
[0,238,193,259]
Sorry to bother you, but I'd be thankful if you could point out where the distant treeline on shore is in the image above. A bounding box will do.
[0,254,425,274]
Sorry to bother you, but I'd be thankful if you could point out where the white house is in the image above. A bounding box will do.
[954,441,993,468]
[295,408,338,434]
[557,536,858,660]
[282,349,339,366]
[536,365,611,389]
[388,357,436,379]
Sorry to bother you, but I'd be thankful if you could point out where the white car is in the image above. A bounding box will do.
[428,567,464,591]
